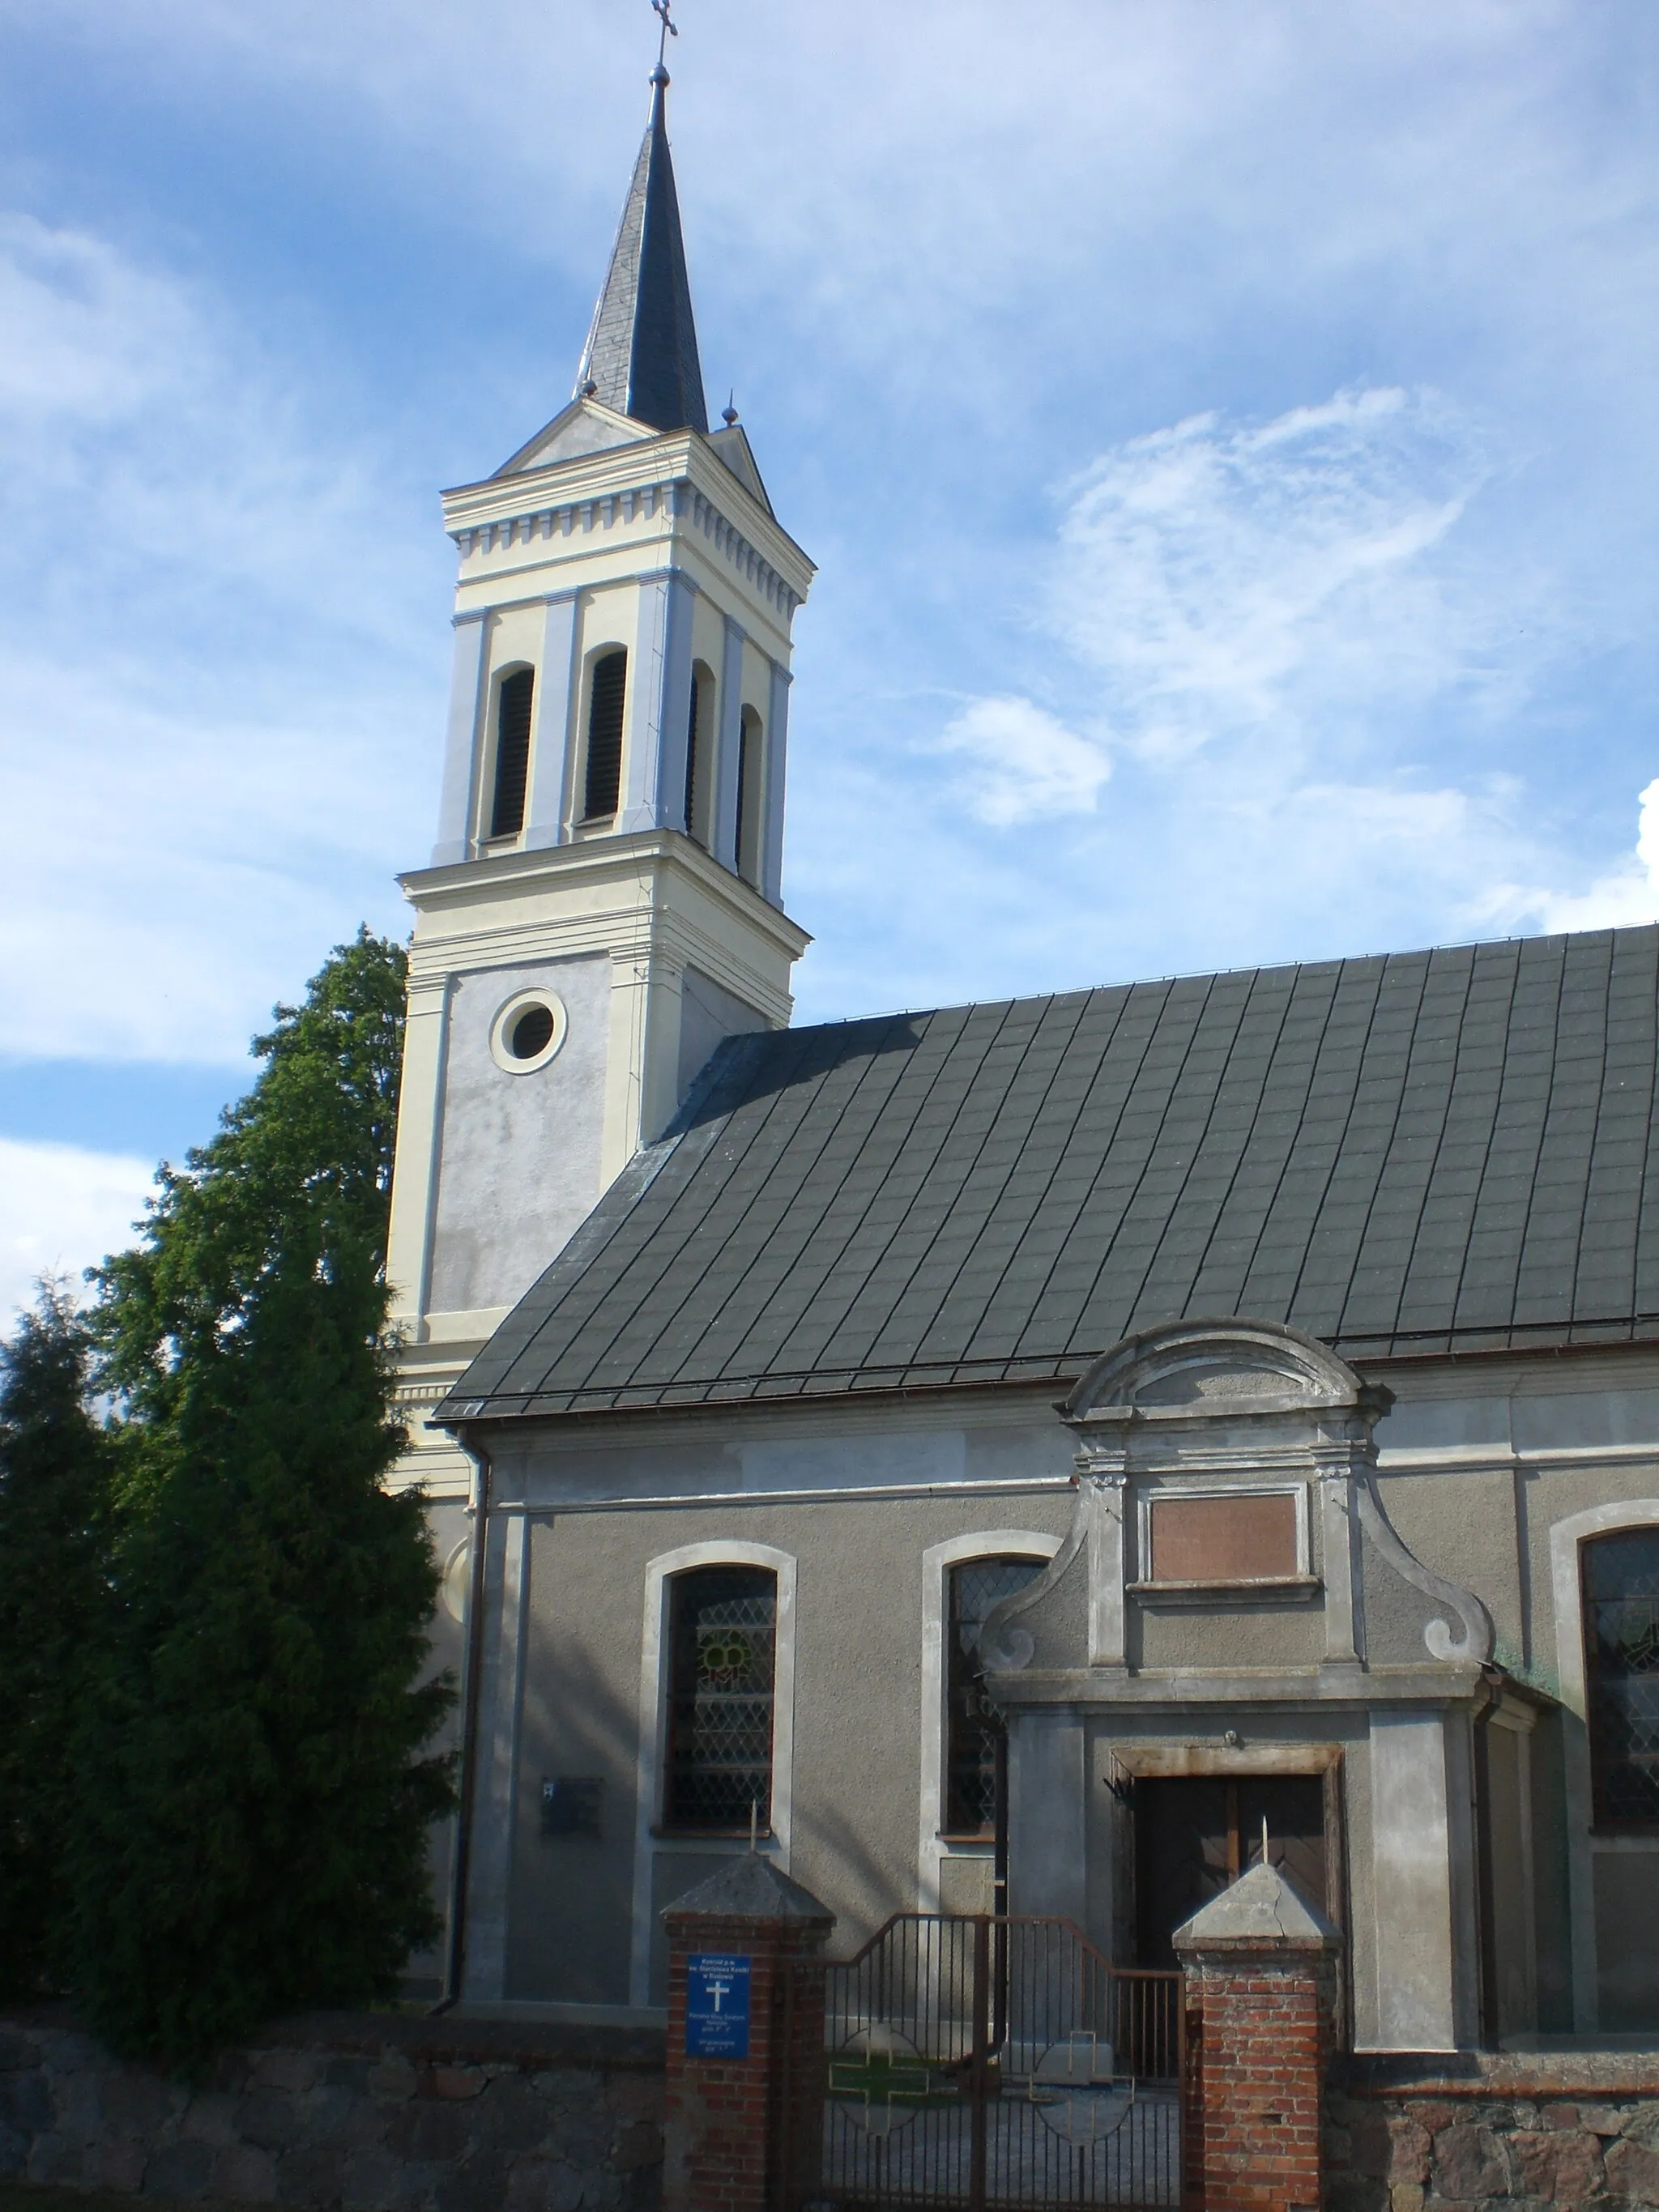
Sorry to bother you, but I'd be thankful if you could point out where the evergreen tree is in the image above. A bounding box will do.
[0,1281,112,1999]
[70,929,454,2066]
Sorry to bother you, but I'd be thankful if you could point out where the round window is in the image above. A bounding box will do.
[510,1004,555,1060]
[489,989,568,1074]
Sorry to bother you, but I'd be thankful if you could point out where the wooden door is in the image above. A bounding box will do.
[1134,1774,1328,1967]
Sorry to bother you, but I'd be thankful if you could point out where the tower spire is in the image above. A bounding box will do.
[574,39,709,435]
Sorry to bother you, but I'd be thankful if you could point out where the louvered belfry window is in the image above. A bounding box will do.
[584,650,627,820]
[683,671,702,842]
[734,706,761,883]
[663,1566,777,1832]
[489,668,535,838]
[1584,1529,1659,1826]
[945,1556,1045,1836]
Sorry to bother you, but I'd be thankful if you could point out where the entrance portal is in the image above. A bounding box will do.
[1134,1775,1327,1967]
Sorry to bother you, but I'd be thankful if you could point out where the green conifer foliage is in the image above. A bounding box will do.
[0,1282,112,1999]
[71,930,454,2066]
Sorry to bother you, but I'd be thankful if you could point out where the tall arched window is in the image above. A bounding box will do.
[583,650,627,821]
[1584,1528,1659,1826]
[735,705,763,884]
[684,661,714,845]
[945,1555,1046,1836]
[663,1565,777,1833]
[488,667,535,839]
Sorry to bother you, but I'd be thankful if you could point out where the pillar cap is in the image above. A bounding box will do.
[662,1853,834,1924]
[1171,1858,1341,1953]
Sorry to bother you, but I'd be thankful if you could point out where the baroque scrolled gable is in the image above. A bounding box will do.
[979,1315,1492,1677]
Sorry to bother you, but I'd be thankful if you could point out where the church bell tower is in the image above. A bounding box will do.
[386,62,814,1489]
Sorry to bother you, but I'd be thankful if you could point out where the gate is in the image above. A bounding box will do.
[781,1915,1183,2211]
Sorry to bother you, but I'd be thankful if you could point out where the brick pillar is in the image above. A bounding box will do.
[661,1856,835,2212]
[1172,1858,1342,2212]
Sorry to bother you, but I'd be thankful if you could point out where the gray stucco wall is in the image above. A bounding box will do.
[497,1473,1074,2005]
[453,1349,1659,2044]
[429,953,611,1315]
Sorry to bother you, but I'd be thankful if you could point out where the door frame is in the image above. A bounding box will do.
[1105,1741,1350,2045]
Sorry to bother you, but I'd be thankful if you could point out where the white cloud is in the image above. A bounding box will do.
[1049,386,1503,764]
[932,696,1109,825]
[0,654,422,1060]
[0,215,193,424]
[1478,776,1659,936]
[0,217,444,1064]
[0,1140,155,1324]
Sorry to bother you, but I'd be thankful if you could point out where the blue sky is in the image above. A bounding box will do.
[2,0,1657,1315]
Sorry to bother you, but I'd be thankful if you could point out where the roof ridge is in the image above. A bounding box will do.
[785,923,1659,1043]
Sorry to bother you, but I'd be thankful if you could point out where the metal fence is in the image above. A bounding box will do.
[789,1914,1183,2212]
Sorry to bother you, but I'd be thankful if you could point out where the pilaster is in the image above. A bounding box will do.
[523,591,579,850]
[603,941,689,1183]
[761,660,790,906]
[713,615,744,870]
[386,972,454,1332]
[433,614,488,865]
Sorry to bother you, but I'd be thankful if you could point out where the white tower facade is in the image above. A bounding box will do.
[386,72,814,1492]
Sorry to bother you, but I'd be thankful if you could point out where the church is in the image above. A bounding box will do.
[383,59,1659,2056]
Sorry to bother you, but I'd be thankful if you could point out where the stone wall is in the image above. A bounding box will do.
[0,2010,665,2212]
[1328,2052,1659,2212]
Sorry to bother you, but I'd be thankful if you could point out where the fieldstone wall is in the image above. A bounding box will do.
[0,2010,665,2212]
[1328,2052,1659,2212]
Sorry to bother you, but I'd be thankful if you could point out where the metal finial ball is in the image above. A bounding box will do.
[722,404,739,428]
[583,379,599,399]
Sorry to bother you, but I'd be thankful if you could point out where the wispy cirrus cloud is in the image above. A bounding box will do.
[935,385,1516,838]
[1050,384,1505,764]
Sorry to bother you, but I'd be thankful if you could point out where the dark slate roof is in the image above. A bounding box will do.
[574,70,708,435]
[442,927,1659,1423]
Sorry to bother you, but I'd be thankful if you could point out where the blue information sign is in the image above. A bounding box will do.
[685,1953,752,2059]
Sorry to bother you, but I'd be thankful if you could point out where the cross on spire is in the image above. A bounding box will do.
[652,0,677,74]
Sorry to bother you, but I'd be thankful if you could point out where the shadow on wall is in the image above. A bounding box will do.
[511,1635,644,2007]
[794,1790,915,1962]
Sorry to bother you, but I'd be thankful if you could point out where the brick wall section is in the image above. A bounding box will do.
[1179,1950,1336,2212]
[660,1909,829,2212]
[0,2009,665,2212]
[1326,2052,1659,2212]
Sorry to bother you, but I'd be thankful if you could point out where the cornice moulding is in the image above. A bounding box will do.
[405,912,797,1025]
[441,436,813,606]
[400,831,811,947]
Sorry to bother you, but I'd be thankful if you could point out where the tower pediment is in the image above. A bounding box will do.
[493,395,651,476]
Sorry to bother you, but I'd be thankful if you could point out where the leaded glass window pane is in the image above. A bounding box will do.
[1584,1530,1659,1826]
[945,1555,1045,1837]
[664,1566,776,1832]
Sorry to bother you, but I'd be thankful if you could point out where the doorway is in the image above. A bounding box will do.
[1134,1774,1327,1967]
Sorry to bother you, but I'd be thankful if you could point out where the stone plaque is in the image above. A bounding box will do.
[1149,1492,1299,1584]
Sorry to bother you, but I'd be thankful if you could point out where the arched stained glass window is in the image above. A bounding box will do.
[583,650,627,820]
[664,1566,777,1832]
[1584,1528,1659,1826]
[945,1554,1045,1837]
[489,667,535,838]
